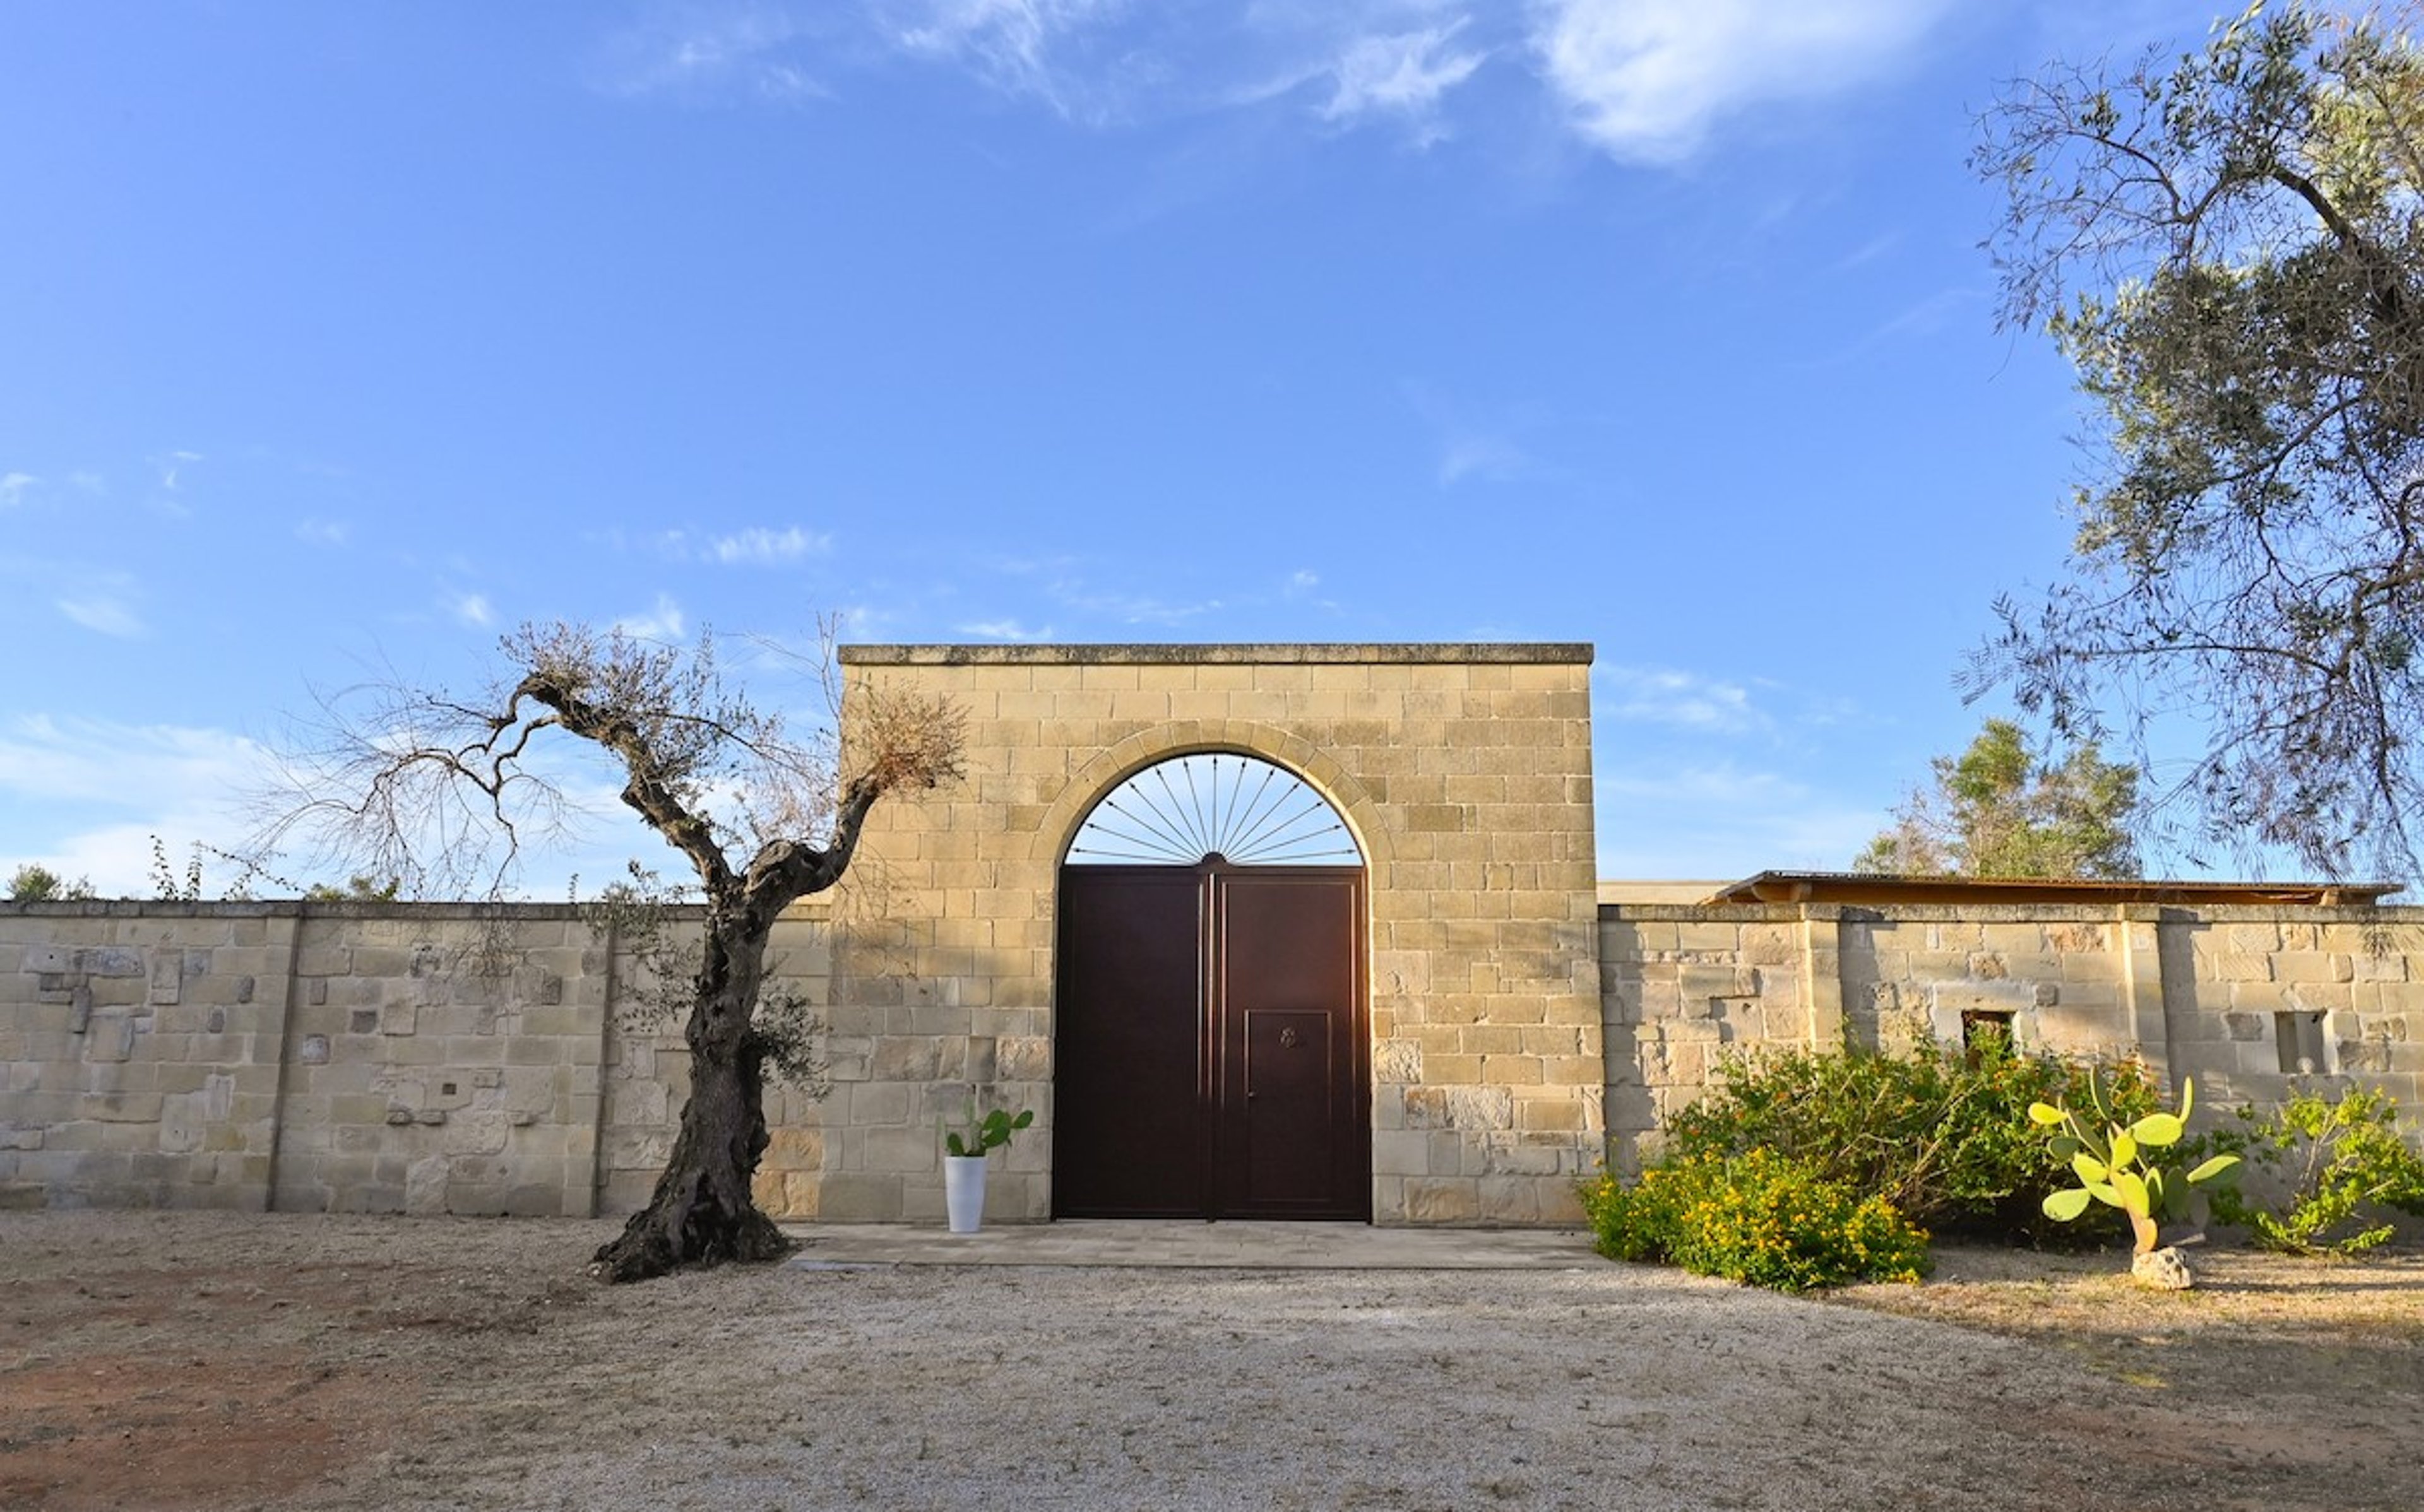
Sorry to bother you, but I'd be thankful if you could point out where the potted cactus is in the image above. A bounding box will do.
[941,1104,1033,1234]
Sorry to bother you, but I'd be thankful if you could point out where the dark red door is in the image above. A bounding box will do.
[1054,862,1367,1220]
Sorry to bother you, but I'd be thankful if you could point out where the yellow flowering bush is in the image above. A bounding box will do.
[1582,1149,1932,1293]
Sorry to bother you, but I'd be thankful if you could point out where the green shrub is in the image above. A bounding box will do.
[2196,1086,2424,1255]
[1582,1149,1932,1292]
[1661,1033,2160,1243]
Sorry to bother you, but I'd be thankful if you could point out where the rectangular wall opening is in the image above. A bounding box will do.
[2275,1011,2327,1075]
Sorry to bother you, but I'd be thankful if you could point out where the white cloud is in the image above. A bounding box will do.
[615,593,687,642]
[1594,758,1885,877]
[1405,382,1547,487]
[1047,578,1222,625]
[297,517,350,546]
[1531,0,1954,163]
[0,716,282,895]
[710,525,832,565]
[446,591,496,628]
[592,6,829,103]
[876,0,1138,122]
[956,618,1058,641]
[0,716,266,806]
[56,586,145,638]
[153,449,203,490]
[1318,20,1486,143]
[1596,664,1764,732]
[1,471,36,509]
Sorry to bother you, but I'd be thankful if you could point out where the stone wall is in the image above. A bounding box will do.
[7,894,2421,1218]
[1601,902,2424,1171]
[0,901,835,1217]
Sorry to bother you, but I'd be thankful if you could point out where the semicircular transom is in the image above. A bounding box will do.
[1064,752,1363,867]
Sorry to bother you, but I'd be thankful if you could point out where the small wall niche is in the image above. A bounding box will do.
[1961,1009,2016,1056]
[2274,1012,2327,1075]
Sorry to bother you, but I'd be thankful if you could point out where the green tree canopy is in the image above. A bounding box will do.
[1973,1,2424,878]
[6,863,94,902]
[1857,719,2142,879]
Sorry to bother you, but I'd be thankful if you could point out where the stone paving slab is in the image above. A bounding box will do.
[781,1220,1600,1270]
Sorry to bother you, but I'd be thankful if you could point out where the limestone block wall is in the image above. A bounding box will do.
[0,906,295,1209]
[0,901,816,1217]
[1598,907,1812,1140]
[1598,902,2424,1171]
[2157,911,2424,1110]
[826,643,1605,1226]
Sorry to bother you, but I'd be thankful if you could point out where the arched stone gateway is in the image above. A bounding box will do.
[1056,754,1369,1219]
[824,642,1607,1228]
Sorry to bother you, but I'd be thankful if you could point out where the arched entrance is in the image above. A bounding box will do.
[1054,753,1370,1220]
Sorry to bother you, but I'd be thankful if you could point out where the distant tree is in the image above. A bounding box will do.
[6,863,94,902]
[254,622,963,1282]
[302,873,403,902]
[1856,719,2142,879]
[1973,1,2424,878]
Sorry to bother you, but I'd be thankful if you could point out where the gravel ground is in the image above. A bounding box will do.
[4,1211,2420,1511]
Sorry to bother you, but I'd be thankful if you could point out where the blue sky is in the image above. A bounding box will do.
[1,0,2255,897]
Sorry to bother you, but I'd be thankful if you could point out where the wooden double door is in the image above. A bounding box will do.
[1053,862,1369,1220]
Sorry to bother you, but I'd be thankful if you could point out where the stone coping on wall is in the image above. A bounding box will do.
[1601,900,2424,923]
[839,642,1595,666]
[0,897,831,921]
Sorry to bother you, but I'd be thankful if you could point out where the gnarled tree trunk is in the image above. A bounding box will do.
[591,904,791,1282]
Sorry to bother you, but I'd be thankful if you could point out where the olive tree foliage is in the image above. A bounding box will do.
[1855,718,2142,878]
[1972,1,2424,878]
[252,622,964,1281]
[6,863,95,901]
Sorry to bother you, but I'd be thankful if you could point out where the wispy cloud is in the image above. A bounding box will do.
[1595,757,1885,877]
[0,714,268,808]
[56,576,145,639]
[445,591,496,629]
[1316,19,1487,145]
[1282,567,1342,613]
[1,471,37,509]
[591,6,829,103]
[956,617,1058,641]
[709,525,832,565]
[153,449,203,491]
[615,593,687,642]
[1047,579,1222,626]
[1597,664,1766,733]
[1531,0,1955,163]
[1405,382,1548,487]
[297,517,350,547]
[875,0,1138,122]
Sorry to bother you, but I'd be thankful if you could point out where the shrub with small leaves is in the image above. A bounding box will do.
[1583,1149,1931,1293]
[1663,1033,2160,1243]
[2197,1086,2424,1255]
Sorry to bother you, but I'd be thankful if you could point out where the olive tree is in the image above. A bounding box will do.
[256,622,962,1281]
[1857,718,2141,878]
[1973,1,2424,878]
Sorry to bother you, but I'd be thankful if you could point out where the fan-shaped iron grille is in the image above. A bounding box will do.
[1065,753,1361,866]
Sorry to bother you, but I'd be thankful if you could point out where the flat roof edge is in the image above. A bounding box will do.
[839,642,1595,666]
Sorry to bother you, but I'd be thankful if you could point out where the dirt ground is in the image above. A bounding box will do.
[3,1212,2419,1512]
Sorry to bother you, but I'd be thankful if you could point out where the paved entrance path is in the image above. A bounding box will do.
[782,1219,1598,1269]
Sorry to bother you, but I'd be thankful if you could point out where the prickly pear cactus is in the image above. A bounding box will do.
[2029,1073,2241,1254]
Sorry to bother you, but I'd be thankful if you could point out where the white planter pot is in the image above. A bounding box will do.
[944,1154,989,1234]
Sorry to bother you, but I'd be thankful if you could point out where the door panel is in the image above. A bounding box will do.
[1054,863,1366,1220]
[1217,873,1367,1219]
[1052,868,1206,1217]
